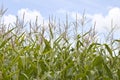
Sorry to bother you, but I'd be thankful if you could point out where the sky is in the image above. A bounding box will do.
[1,0,120,40]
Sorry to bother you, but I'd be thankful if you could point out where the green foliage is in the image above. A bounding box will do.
[0,8,120,80]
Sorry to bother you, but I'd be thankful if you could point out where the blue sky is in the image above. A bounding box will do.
[1,0,120,16]
[1,0,120,40]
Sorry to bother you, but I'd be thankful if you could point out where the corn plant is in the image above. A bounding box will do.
[0,7,120,80]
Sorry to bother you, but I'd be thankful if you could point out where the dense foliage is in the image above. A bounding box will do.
[0,8,120,80]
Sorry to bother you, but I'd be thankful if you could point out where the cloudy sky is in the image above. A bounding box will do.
[1,0,120,40]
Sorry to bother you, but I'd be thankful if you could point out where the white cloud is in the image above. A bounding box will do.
[2,8,46,27]
[70,12,82,20]
[91,7,120,32]
[3,14,16,26]
[57,9,83,20]
[18,8,44,24]
[57,7,120,33]
[3,7,120,35]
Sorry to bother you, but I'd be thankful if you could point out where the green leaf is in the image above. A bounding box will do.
[92,56,103,67]
[20,72,29,80]
[7,70,19,79]
[117,69,120,80]
[43,38,52,54]
[87,43,100,53]
[0,71,3,80]
[2,27,15,38]
[112,39,120,44]
[76,40,84,50]
[49,25,53,39]
[0,36,12,49]
[104,44,113,58]
[103,62,113,79]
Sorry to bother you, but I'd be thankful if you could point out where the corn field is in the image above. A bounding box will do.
[0,8,120,80]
